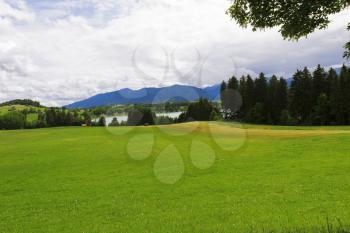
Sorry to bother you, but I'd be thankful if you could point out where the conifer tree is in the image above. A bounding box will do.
[327,68,339,123]
[312,64,327,106]
[267,75,279,124]
[253,73,268,122]
[227,76,239,90]
[245,75,255,112]
[239,76,247,116]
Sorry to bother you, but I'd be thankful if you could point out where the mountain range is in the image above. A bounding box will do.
[65,84,221,109]
[65,67,343,109]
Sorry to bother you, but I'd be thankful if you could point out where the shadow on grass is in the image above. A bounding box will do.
[253,220,349,233]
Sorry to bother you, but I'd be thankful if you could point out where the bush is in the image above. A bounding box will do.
[0,112,26,130]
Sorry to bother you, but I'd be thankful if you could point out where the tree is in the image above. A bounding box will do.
[345,23,350,58]
[312,65,327,106]
[45,108,57,126]
[65,112,74,126]
[289,68,313,123]
[327,68,339,123]
[98,116,106,127]
[185,98,216,121]
[221,65,350,126]
[127,108,155,126]
[337,65,350,124]
[267,75,279,124]
[279,109,294,126]
[227,0,350,57]
[246,103,265,124]
[245,75,255,113]
[221,76,242,119]
[220,80,227,108]
[0,99,43,107]
[0,112,26,130]
[109,117,120,127]
[276,78,288,123]
[254,73,268,104]
[83,111,92,126]
[156,116,175,125]
[239,76,247,116]
[312,93,330,125]
[227,76,239,90]
[253,73,268,121]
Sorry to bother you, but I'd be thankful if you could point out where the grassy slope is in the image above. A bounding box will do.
[1,122,350,232]
[0,105,44,123]
[0,105,42,113]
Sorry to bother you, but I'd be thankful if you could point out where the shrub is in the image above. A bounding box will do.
[0,112,26,130]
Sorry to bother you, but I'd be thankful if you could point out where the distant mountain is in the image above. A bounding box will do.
[65,84,221,109]
[65,67,344,109]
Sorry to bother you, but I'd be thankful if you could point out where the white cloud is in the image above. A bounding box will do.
[0,0,349,106]
[0,0,34,21]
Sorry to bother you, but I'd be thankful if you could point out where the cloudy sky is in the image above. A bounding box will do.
[0,0,349,106]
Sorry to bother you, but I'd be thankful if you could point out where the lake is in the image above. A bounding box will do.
[103,112,183,125]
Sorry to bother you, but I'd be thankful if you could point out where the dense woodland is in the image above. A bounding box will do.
[221,64,350,125]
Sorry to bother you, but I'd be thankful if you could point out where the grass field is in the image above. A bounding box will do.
[1,122,350,232]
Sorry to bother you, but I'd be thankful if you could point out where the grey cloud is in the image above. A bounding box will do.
[0,0,349,106]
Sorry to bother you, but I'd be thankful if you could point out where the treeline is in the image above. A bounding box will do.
[37,108,92,128]
[178,98,220,122]
[87,102,189,117]
[0,99,43,107]
[221,64,350,125]
[0,108,93,130]
[107,99,221,127]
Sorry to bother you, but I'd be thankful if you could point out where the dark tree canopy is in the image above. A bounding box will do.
[127,108,155,126]
[0,99,43,107]
[227,0,350,57]
[221,64,350,125]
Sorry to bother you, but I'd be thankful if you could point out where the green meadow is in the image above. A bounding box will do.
[1,122,350,232]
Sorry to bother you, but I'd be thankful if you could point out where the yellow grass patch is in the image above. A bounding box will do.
[158,122,350,139]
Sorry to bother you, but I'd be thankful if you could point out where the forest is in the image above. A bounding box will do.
[221,64,350,125]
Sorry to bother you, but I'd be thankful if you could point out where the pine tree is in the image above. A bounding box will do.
[219,65,350,126]
[220,81,227,109]
[313,93,330,125]
[338,65,350,124]
[227,76,239,90]
[267,75,279,124]
[277,78,288,116]
[245,75,255,112]
[253,73,268,122]
[326,68,338,124]
[312,64,327,106]
[239,76,247,116]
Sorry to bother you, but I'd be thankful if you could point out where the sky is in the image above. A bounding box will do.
[0,0,349,106]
